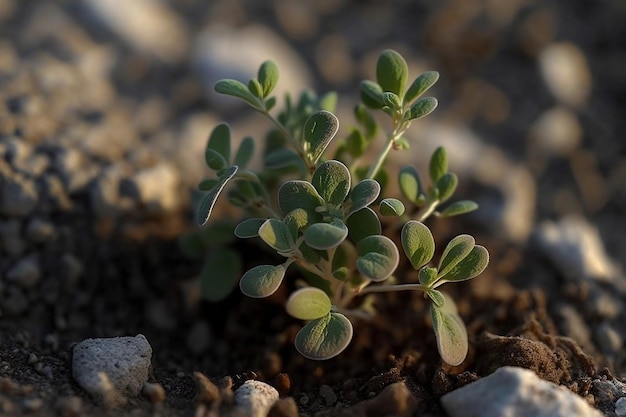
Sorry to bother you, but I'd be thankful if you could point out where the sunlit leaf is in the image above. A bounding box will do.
[440,200,478,218]
[312,160,351,206]
[197,166,238,226]
[345,179,381,216]
[234,218,266,238]
[356,235,400,282]
[294,312,353,360]
[401,220,435,270]
[303,110,339,165]
[234,136,255,169]
[429,147,447,184]
[376,49,408,96]
[430,296,468,366]
[239,264,286,298]
[398,166,423,204]
[201,249,241,302]
[439,245,489,283]
[404,71,439,104]
[438,234,475,278]
[405,97,438,120]
[304,218,348,250]
[382,91,401,109]
[426,288,445,308]
[286,287,332,320]
[379,198,405,216]
[214,79,259,107]
[346,207,381,243]
[436,173,458,203]
[248,79,263,99]
[258,60,279,97]
[278,180,325,218]
[419,266,439,287]
[259,219,294,252]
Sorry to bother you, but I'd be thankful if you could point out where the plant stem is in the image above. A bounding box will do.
[358,282,426,295]
[261,110,315,176]
[366,138,394,179]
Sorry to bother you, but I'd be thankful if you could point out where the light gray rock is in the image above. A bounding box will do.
[72,334,152,409]
[539,42,592,107]
[616,396,626,417]
[234,380,279,417]
[124,163,181,213]
[527,106,581,168]
[89,163,131,218]
[441,366,602,417]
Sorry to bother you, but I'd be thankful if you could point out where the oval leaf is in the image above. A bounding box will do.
[356,235,400,282]
[360,80,384,109]
[284,208,314,241]
[303,110,339,165]
[286,287,332,320]
[197,166,238,226]
[376,49,408,96]
[294,312,353,360]
[430,300,468,366]
[234,136,255,168]
[259,219,294,252]
[265,148,303,170]
[429,147,447,184]
[406,97,438,120]
[438,234,475,278]
[278,180,325,217]
[379,198,405,216]
[419,266,439,287]
[426,288,445,308]
[398,166,423,204]
[214,79,259,107]
[346,179,381,216]
[205,149,227,171]
[201,249,241,302]
[346,207,381,243]
[312,160,351,206]
[439,245,489,283]
[304,219,348,250]
[401,220,435,270]
[404,71,440,104]
[234,218,266,238]
[436,173,458,203]
[440,200,478,218]
[258,60,279,97]
[239,264,286,298]
[198,178,219,191]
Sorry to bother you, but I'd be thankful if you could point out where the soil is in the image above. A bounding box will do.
[1,0,625,416]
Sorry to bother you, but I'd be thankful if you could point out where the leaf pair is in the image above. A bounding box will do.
[214,60,279,111]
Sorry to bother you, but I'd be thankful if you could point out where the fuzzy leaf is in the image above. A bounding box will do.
[354,104,378,137]
[356,235,400,282]
[406,97,438,120]
[345,179,381,216]
[286,287,332,320]
[430,297,468,366]
[278,180,325,217]
[295,312,353,360]
[214,79,259,106]
[427,288,445,308]
[382,92,401,109]
[312,160,351,206]
[346,207,381,243]
[239,264,286,298]
[234,136,255,169]
[207,123,231,164]
[401,220,435,270]
[440,200,478,218]
[360,80,384,109]
[205,149,228,171]
[299,241,322,264]
[439,245,489,283]
[404,71,440,104]
[248,79,263,99]
[259,219,294,252]
[419,266,439,287]
[258,60,279,97]
[398,166,423,204]
[284,208,315,241]
[303,111,339,165]
[197,166,238,226]
[436,173,458,203]
[343,129,368,159]
[379,198,405,216]
[234,218,266,238]
[429,147,447,184]
[200,249,241,302]
[198,178,219,191]
[304,218,348,250]
[376,49,408,96]
[438,235,475,278]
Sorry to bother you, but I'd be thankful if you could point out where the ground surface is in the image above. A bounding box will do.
[0,0,625,416]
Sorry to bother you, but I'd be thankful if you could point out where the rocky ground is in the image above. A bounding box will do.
[0,0,625,416]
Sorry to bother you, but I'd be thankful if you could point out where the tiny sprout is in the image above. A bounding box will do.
[195,50,489,364]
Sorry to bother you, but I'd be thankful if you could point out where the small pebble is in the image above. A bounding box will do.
[268,397,299,417]
[616,397,626,417]
[234,380,279,417]
[142,382,166,403]
[319,384,337,406]
[193,372,220,404]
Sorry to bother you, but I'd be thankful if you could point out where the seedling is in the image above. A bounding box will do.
[194,50,489,365]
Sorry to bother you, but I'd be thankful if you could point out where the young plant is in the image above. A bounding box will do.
[195,49,489,365]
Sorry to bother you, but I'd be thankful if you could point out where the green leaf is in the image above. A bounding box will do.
[343,129,368,159]
[299,241,322,264]
[398,166,423,204]
[354,104,378,137]
[197,166,238,226]
[360,80,384,109]
[404,71,439,104]
[379,198,405,216]
[234,136,255,168]
[214,79,259,107]
[436,173,458,203]
[304,218,348,250]
[319,92,338,112]
[429,147,447,184]
[440,200,478,218]
[239,264,286,298]
[294,312,353,360]
[405,97,438,120]
[401,220,435,270]
[200,249,241,302]
[198,178,219,191]
[205,149,228,171]
[345,179,381,216]
[419,266,439,287]
[303,110,339,164]
[278,180,325,217]
[376,49,408,96]
[430,297,468,366]
[207,123,231,164]
[439,245,489,283]
[234,218,266,238]
[346,207,381,243]
[438,235,475,278]
[178,232,206,259]
[356,235,400,282]
[259,219,294,253]
[284,208,316,241]
[426,288,445,308]
[382,92,401,109]
[248,79,263,99]
[265,96,277,111]
[333,267,349,281]
[312,160,351,206]
[286,287,332,320]
[265,148,303,170]
[258,60,279,97]
[200,220,237,246]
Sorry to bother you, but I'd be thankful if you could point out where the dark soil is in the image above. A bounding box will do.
[1,0,625,416]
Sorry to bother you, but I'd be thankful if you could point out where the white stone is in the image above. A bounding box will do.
[441,366,603,417]
[528,106,581,156]
[72,334,152,409]
[234,380,279,417]
[615,396,626,416]
[539,42,591,107]
[126,163,181,213]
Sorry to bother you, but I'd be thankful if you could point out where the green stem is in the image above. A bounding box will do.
[365,118,408,180]
[358,282,426,295]
[415,200,439,222]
